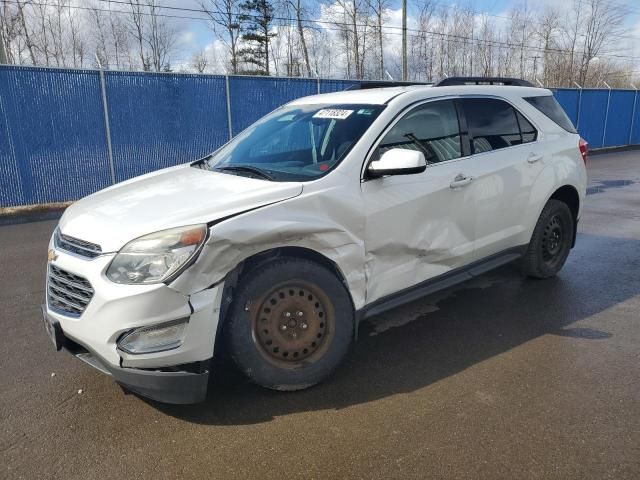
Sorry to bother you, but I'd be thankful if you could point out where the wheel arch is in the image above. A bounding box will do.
[215,246,358,351]
[548,185,580,247]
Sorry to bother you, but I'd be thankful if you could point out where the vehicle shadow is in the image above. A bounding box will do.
[152,232,638,425]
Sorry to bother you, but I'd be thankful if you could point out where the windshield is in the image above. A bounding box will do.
[202,103,385,181]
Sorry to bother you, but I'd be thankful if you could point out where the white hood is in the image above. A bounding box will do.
[59,165,303,251]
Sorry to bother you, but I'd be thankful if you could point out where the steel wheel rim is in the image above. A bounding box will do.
[250,280,335,368]
[542,215,564,262]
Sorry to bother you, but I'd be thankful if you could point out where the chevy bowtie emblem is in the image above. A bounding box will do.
[47,249,58,262]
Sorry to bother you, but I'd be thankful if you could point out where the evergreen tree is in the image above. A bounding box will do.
[238,0,276,75]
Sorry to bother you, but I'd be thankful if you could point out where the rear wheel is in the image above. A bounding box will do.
[522,199,574,278]
[225,258,353,391]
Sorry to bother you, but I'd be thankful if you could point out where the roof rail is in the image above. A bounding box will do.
[346,81,431,90]
[435,77,534,87]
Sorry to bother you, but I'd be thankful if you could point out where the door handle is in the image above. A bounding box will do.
[527,152,543,164]
[450,174,473,189]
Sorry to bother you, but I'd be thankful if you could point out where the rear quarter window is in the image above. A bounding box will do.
[524,95,577,133]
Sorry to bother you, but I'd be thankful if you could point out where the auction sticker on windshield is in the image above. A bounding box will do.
[313,109,354,120]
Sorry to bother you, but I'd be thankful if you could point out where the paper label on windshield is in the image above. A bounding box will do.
[313,109,354,120]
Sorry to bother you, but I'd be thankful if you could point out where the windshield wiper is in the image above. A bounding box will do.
[213,165,275,181]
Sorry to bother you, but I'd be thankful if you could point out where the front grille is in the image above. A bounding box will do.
[55,229,102,259]
[47,265,94,317]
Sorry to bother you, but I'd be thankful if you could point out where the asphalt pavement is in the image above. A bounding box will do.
[1,150,639,479]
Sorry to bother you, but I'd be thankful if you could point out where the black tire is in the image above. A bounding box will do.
[224,258,353,391]
[522,199,574,278]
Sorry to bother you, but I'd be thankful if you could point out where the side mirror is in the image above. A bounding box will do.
[367,149,427,178]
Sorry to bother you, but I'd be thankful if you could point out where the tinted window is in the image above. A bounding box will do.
[516,111,537,143]
[461,98,522,154]
[375,100,462,164]
[525,95,576,133]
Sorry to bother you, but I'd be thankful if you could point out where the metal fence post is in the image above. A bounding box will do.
[602,82,612,148]
[96,58,116,185]
[573,82,582,130]
[225,75,233,141]
[629,87,638,145]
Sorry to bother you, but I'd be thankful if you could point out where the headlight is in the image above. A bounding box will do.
[106,224,207,284]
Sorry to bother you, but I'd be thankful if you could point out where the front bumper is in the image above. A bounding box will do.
[43,309,211,404]
[43,241,225,404]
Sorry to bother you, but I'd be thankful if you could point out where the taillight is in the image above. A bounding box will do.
[579,138,588,164]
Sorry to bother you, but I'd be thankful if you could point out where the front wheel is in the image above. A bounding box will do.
[522,199,575,278]
[224,258,353,391]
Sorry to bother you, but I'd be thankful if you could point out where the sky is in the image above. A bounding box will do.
[173,0,526,56]
[79,0,640,80]
[165,0,640,64]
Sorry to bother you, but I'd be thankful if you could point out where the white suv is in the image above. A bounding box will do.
[42,77,587,404]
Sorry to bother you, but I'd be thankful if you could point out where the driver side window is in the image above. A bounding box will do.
[375,100,463,164]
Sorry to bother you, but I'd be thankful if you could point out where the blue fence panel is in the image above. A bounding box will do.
[320,79,359,93]
[105,72,229,182]
[603,90,635,148]
[228,76,317,134]
[627,91,640,145]
[552,89,580,126]
[0,66,111,207]
[576,90,609,148]
[3,65,640,208]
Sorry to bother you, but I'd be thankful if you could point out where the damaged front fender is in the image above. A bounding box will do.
[168,182,368,310]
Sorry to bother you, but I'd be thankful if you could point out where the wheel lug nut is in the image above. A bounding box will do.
[280,324,287,331]
[284,312,291,317]
[297,311,303,317]
[291,332,297,338]
[301,323,308,329]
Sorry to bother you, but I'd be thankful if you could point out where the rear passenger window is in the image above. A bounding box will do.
[461,98,523,153]
[375,100,462,164]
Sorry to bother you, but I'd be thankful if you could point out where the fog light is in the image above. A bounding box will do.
[118,319,188,354]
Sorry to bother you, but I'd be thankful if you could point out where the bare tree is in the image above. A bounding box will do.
[333,0,370,79]
[578,0,624,85]
[475,15,496,77]
[306,26,334,77]
[535,7,560,85]
[0,1,22,64]
[47,0,67,66]
[367,0,390,79]
[32,2,53,65]
[145,0,176,72]
[507,3,534,79]
[126,0,149,70]
[560,0,584,85]
[191,49,209,73]
[201,0,242,74]
[107,5,131,69]
[288,0,311,76]
[14,0,37,64]
[67,3,85,67]
[410,1,435,81]
[90,7,110,67]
